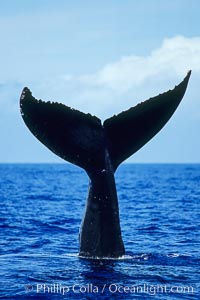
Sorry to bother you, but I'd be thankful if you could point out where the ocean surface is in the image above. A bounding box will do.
[0,163,200,299]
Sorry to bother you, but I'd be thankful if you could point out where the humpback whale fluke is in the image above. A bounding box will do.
[20,71,191,258]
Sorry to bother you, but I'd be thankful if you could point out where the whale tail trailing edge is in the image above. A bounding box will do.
[20,71,191,171]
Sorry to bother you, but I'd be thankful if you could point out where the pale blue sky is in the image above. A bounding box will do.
[0,0,200,163]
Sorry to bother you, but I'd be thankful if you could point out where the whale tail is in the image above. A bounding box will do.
[20,71,191,171]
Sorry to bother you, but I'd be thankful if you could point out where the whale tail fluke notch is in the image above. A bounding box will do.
[104,71,191,170]
[20,71,191,172]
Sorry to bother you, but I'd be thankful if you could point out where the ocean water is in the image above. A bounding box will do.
[0,163,200,299]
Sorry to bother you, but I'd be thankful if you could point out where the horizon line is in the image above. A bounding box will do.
[0,162,199,165]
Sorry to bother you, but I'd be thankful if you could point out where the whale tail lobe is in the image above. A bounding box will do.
[20,71,191,171]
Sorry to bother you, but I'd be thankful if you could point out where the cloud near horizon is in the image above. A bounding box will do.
[80,36,200,91]
[51,35,200,119]
[1,35,199,163]
[1,35,200,119]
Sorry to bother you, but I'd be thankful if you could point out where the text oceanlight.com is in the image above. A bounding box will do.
[25,283,195,295]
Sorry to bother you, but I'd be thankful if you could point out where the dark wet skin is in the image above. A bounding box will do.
[20,71,191,258]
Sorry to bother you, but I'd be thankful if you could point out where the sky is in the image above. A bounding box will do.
[0,0,200,163]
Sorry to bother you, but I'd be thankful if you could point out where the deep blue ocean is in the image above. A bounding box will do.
[0,164,200,299]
